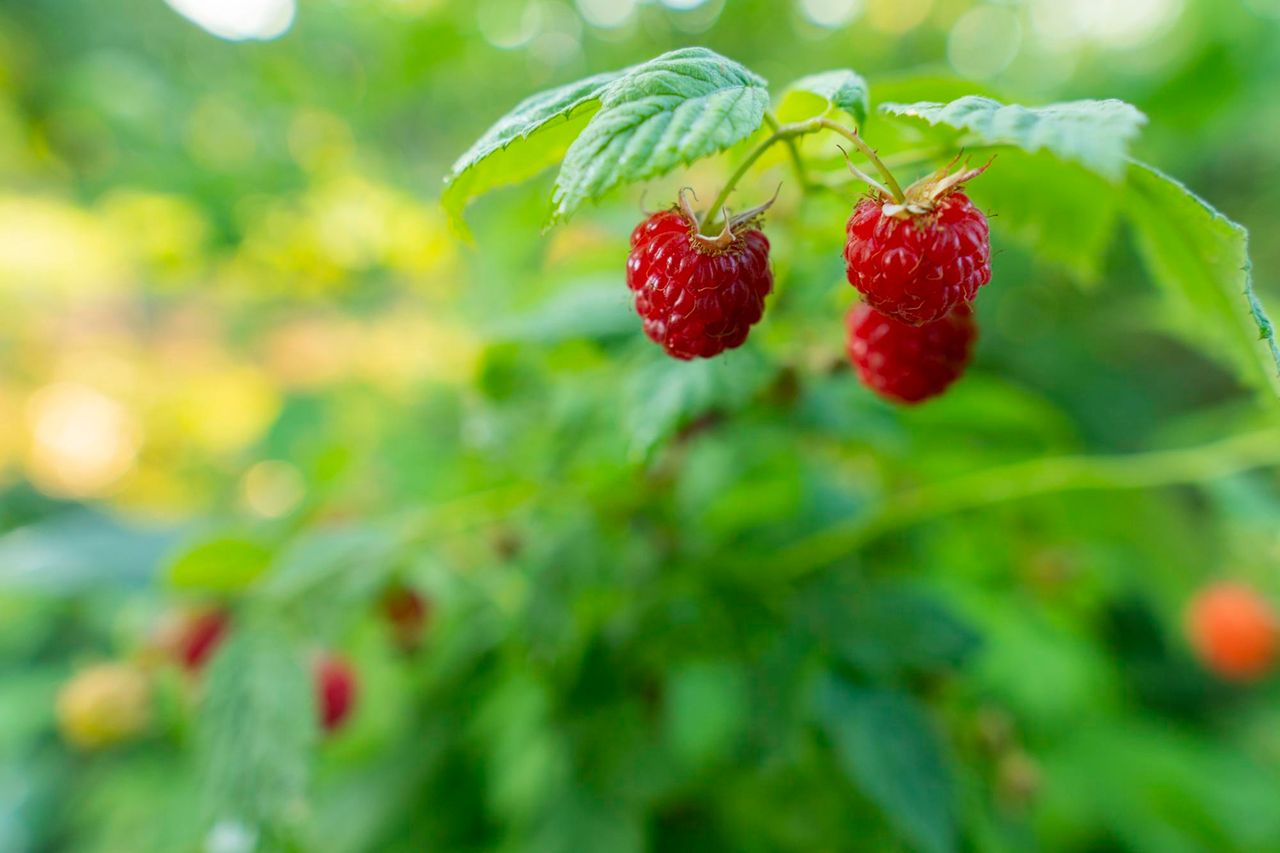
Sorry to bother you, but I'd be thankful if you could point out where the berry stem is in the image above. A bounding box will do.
[704,116,908,231]
[704,128,792,232]
[764,426,1280,580]
[764,112,809,189]
[814,118,905,202]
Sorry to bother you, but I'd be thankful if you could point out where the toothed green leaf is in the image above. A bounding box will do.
[1126,161,1280,397]
[815,678,957,853]
[442,69,625,235]
[197,617,315,841]
[551,47,768,222]
[880,96,1146,179]
[778,69,870,124]
[967,150,1119,284]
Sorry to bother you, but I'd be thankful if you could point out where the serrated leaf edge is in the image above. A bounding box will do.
[782,69,870,124]
[548,48,769,222]
[879,96,1147,180]
[1126,159,1280,396]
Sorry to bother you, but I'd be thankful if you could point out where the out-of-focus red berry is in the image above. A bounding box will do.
[178,608,231,672]
[381,584,430,652]
[315,654,358,733]
[1186,582,1278,681]
[149,607,230,673]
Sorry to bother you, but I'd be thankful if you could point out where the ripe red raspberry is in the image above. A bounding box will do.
[1186,582,1278,682]
[844,169,991,325]
[315,654,358,733]
[626,191,773,360]
[845,302,976,404]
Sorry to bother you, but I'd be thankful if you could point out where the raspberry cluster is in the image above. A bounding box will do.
[840,164,991,403]
[623,163,991,404]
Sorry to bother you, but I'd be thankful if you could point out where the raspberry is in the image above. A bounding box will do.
[844,172,990,326]
[626,191,773,360]
[1186,582,1277,682]
[846,302,976,404]
[381,583,430,653]
[176,608,230,672]
[315,654,358,733]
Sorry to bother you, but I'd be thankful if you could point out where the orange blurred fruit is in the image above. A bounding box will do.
[1186,582,1278,681]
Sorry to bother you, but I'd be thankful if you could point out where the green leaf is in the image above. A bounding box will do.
[880,96,1146,179]
[799,579,981,677]
[1125,161,1280,397]
[623,349,775,461]
[442,69,625,235]
[664,660,749,768]
[551,47,769,221]
[815,678,956,853]
[486,276,637,344]
[778,69,870,124]
[258,527,401,638]
[197,617,315,841]
[967,151,1119,284]
[0,510,179,594]
[165,534,274,592]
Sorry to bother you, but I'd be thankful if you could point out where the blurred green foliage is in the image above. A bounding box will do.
[0,0,1279,851]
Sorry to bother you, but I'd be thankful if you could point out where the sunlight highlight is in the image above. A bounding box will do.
[164,0,296,42]
[26,383,140,498]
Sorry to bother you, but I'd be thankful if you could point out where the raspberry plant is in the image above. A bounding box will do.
[19,33,1280,853]
[446,48,1280,404]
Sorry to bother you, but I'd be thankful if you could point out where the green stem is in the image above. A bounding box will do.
[764,112,808,190]
[761,427,1280,579]
[704,129,797,231]
[815,143,999,191]
[704,115,908,231]
[814,118,905,202]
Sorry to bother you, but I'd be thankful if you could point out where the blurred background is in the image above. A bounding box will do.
[1,0,1280,851]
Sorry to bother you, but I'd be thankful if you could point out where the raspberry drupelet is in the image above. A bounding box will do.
[626,190,774,360]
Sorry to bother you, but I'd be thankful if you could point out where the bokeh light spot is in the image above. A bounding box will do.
[164,0,296,42]
[948,5,1022,80]
[241,460,306,518]
[26,383,140,498]
[478,0,541,48]
[798,0,863,29]
[1031,0,1185,49]
[866,0,931,33]
[575,0,637,29]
